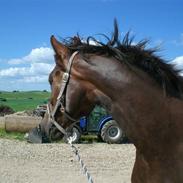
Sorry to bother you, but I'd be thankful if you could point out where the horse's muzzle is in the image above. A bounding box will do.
[26,126,51,143]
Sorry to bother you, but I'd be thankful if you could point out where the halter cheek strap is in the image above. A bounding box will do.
[57,51,79,101]
[47,51,79,136]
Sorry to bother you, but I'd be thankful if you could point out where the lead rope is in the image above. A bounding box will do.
[47,105,94,183]
[67,137,94,183]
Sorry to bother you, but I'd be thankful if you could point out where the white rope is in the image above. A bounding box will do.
[67,137,94,183]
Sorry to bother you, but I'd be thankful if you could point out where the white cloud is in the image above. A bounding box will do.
[29,63,54,75]
[0,67,28,77]
[0,47,55,90]
[8,47,54,65]
[172,56,183,66]
[88,39,100,46]
[0,63,54,77]
[18,75,48,83]
[171,56,183,75]
[82,39,100,46]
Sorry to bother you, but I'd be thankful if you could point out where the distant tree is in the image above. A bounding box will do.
[43,90,47,92]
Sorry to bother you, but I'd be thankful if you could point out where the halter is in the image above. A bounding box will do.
[47,51,79,136]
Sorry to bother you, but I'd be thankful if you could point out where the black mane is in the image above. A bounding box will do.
[62,20,183,99]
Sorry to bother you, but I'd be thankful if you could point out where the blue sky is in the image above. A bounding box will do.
[0,0,183,91]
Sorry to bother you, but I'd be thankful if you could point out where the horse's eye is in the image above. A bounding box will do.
[55,71,60,77]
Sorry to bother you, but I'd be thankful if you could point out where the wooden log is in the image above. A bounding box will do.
[5,116,41,132]
[0,117,5,129]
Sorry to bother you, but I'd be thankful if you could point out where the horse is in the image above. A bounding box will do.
[28,21,183,182]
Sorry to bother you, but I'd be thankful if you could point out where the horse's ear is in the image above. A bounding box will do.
[50,35,69,59]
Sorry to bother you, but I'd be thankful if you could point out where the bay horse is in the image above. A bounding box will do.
[30,21,183,182]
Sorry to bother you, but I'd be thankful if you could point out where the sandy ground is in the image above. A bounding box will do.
[0,139,135,183]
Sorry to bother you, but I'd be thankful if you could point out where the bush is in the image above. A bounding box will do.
[43,99,49,104]
[0,105,14,116]
[0,98,7,102]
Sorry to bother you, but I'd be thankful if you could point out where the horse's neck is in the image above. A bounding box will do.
[81,56,133,95]
[79,56,183,149]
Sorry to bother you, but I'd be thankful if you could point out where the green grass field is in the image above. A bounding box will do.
[0,91,50,112]
[0,91,99,142]
[0,129,25,141]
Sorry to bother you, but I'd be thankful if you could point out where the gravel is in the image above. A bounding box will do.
[0,139,135,183]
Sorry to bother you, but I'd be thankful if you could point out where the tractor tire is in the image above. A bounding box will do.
[101,120,124,144]
[64,127,81,144]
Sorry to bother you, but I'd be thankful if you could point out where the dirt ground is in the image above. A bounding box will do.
[0,139,135,183]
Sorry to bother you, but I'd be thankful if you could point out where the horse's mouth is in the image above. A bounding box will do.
[26,126,51,143]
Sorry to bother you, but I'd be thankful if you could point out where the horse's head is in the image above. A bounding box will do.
[28,36,99,143]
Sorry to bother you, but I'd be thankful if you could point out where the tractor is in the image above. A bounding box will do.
[64,106,126,144]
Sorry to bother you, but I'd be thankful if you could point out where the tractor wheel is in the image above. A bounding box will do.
[101,120,124,144]
[64,127,81,144]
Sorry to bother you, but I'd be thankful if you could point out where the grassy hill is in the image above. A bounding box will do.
[0,91,50,112]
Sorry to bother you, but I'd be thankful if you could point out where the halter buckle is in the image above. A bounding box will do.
[62,72,69,83]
